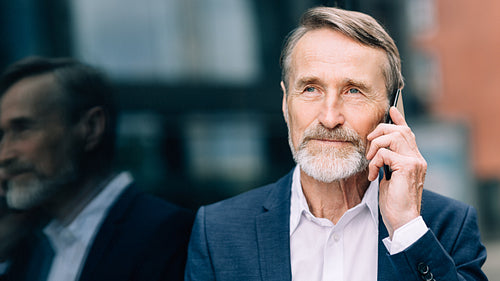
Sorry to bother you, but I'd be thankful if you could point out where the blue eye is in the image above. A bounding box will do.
[348,88,360,94]
[305,87,316,92]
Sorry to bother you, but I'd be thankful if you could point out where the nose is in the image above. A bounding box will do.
[318,93,345,129]
[0,136,16,167]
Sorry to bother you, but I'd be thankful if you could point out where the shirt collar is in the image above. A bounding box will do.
[289,165,379,235]
[44,171,133,251]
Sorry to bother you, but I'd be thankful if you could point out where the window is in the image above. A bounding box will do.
[71,0,261,84]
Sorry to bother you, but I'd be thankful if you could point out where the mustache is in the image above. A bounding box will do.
[0,161,36,176]
[300,125,362,147]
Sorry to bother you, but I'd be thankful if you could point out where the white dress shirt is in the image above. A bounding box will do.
[289,166,428,281]
[43,172,132,281]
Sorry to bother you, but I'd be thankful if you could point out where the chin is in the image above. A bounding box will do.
[5,178,57,210]
[296,149,369,183]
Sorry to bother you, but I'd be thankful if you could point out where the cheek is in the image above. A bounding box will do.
[30,135,72,175]
[287,104,316,146]
[348,106,386,138]
[32,149,61,176]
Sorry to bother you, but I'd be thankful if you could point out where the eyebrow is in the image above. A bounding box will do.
[293,76,322,90]
[342,78,373,92]
[7,117,36,128]
[293,76,374,93]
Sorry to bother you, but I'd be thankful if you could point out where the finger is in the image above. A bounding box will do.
[366,134,398,160]
[367,122,411,142]
[367,123,394,140]
[368,125,416,152]
[369,146,427,182]
[367,148,398,181]
[389,106,407,126]
[367,130,418,160]
[367,107,408,141]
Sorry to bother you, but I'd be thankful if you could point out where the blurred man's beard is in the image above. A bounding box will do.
[288,123,369,183]
[5,161,78,210]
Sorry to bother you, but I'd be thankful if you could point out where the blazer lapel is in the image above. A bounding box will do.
[256,171,293,281]
[78,184,138,281]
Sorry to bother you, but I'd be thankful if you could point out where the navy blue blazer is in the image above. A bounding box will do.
[185,170,487,280]
[11,184,194,281]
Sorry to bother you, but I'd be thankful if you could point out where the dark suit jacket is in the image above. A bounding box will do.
[185,170,487,280]
[10,184,194,281]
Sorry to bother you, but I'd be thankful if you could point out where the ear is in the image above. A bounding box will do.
[78,106,107,152]
[280,81,289,124]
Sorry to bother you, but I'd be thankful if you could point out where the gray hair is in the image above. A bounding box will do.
[280,6,404,98]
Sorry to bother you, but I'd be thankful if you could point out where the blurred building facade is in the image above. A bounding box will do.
[417,0,500,180]
[408,0,500,238]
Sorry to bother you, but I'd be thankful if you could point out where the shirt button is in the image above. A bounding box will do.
[333,233,340,242]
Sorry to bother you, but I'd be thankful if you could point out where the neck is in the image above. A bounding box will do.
[300,168,371,224]
[46,169,115,226]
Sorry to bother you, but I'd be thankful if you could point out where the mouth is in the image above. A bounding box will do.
[308,138,352,145]
[1,170,33,182]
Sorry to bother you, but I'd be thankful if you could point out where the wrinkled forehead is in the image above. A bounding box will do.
[289,29,389,89]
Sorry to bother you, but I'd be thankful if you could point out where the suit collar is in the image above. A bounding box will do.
[78,181,137,281]
[44,173,131,253]
[256,170,293,281]
[262,169,294,211]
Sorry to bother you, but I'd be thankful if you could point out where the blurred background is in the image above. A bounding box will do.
[1,0,499,277]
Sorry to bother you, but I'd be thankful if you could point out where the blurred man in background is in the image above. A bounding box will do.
[0,57,194,281]
[185,6,487,281]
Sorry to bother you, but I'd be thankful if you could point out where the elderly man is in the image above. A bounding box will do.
[0,57,194,281]
[185,7,487,281]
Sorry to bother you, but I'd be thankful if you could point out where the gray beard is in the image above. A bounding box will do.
[5,162,78,210]
[288,125,369,183]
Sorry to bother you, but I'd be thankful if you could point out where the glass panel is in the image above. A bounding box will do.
[183,113,266,188]
[71,0,260,84]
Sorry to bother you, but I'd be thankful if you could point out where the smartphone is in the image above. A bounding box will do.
[383,89,404,180]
